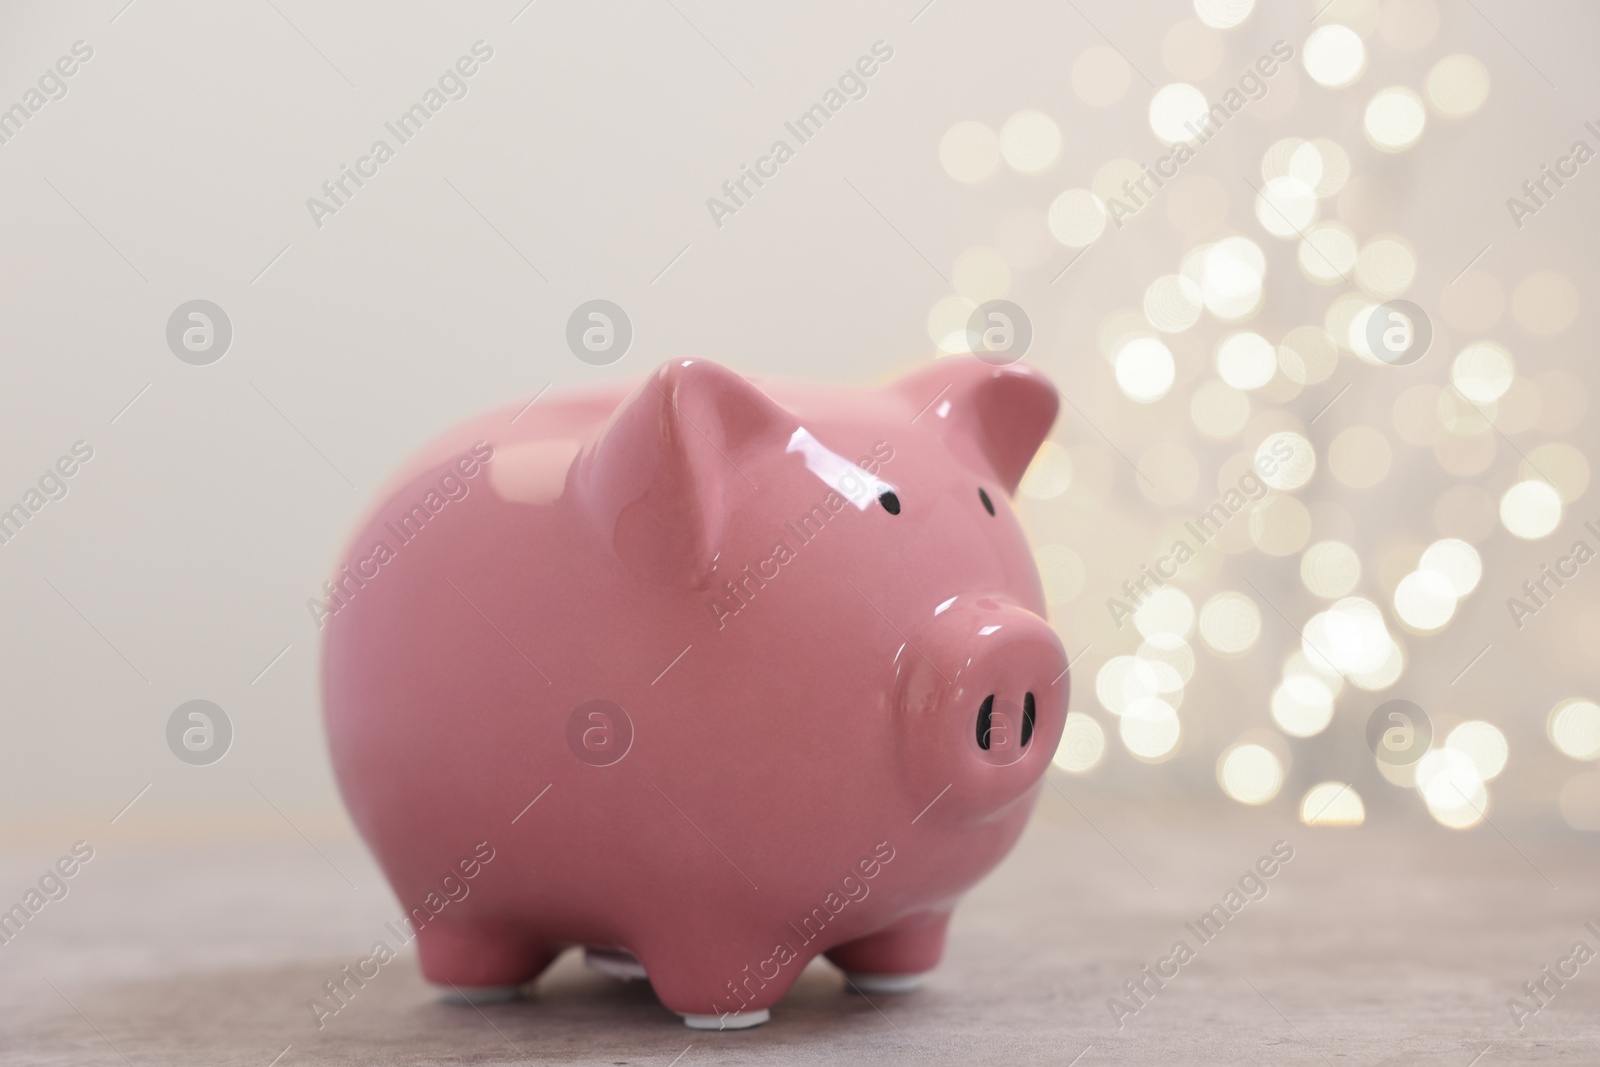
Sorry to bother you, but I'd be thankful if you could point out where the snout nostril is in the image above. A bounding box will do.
[976,694,995,751]
[1021,692,1036,748]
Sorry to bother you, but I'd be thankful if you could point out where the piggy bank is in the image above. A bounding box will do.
[321,356,1067,1029]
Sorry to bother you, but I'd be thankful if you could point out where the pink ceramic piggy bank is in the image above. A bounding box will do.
[321,356,1067,1029]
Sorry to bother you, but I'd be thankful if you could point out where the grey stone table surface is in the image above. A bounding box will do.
[1,804,1596,1066]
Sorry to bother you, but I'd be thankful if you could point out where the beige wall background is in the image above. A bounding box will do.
[1,0,1596,839]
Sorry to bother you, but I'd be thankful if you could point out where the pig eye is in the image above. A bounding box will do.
[978,487,995,516]
[878,490,901,515]
[1021,692,1036,747]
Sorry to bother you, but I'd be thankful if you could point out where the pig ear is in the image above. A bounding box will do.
[581,359,792,585]
[893,358,1059,495]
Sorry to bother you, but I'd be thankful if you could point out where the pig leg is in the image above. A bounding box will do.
[639,945,799,1029]
[825,909,951,994]
[416,919,557,1003]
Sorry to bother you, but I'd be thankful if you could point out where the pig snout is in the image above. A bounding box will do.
[898,597,1069,821]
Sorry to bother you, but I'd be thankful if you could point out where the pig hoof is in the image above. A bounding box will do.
[438,984,523,1006]
[846,972,927,995]
[585,947,648,981]
[680,1009,770,1030]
